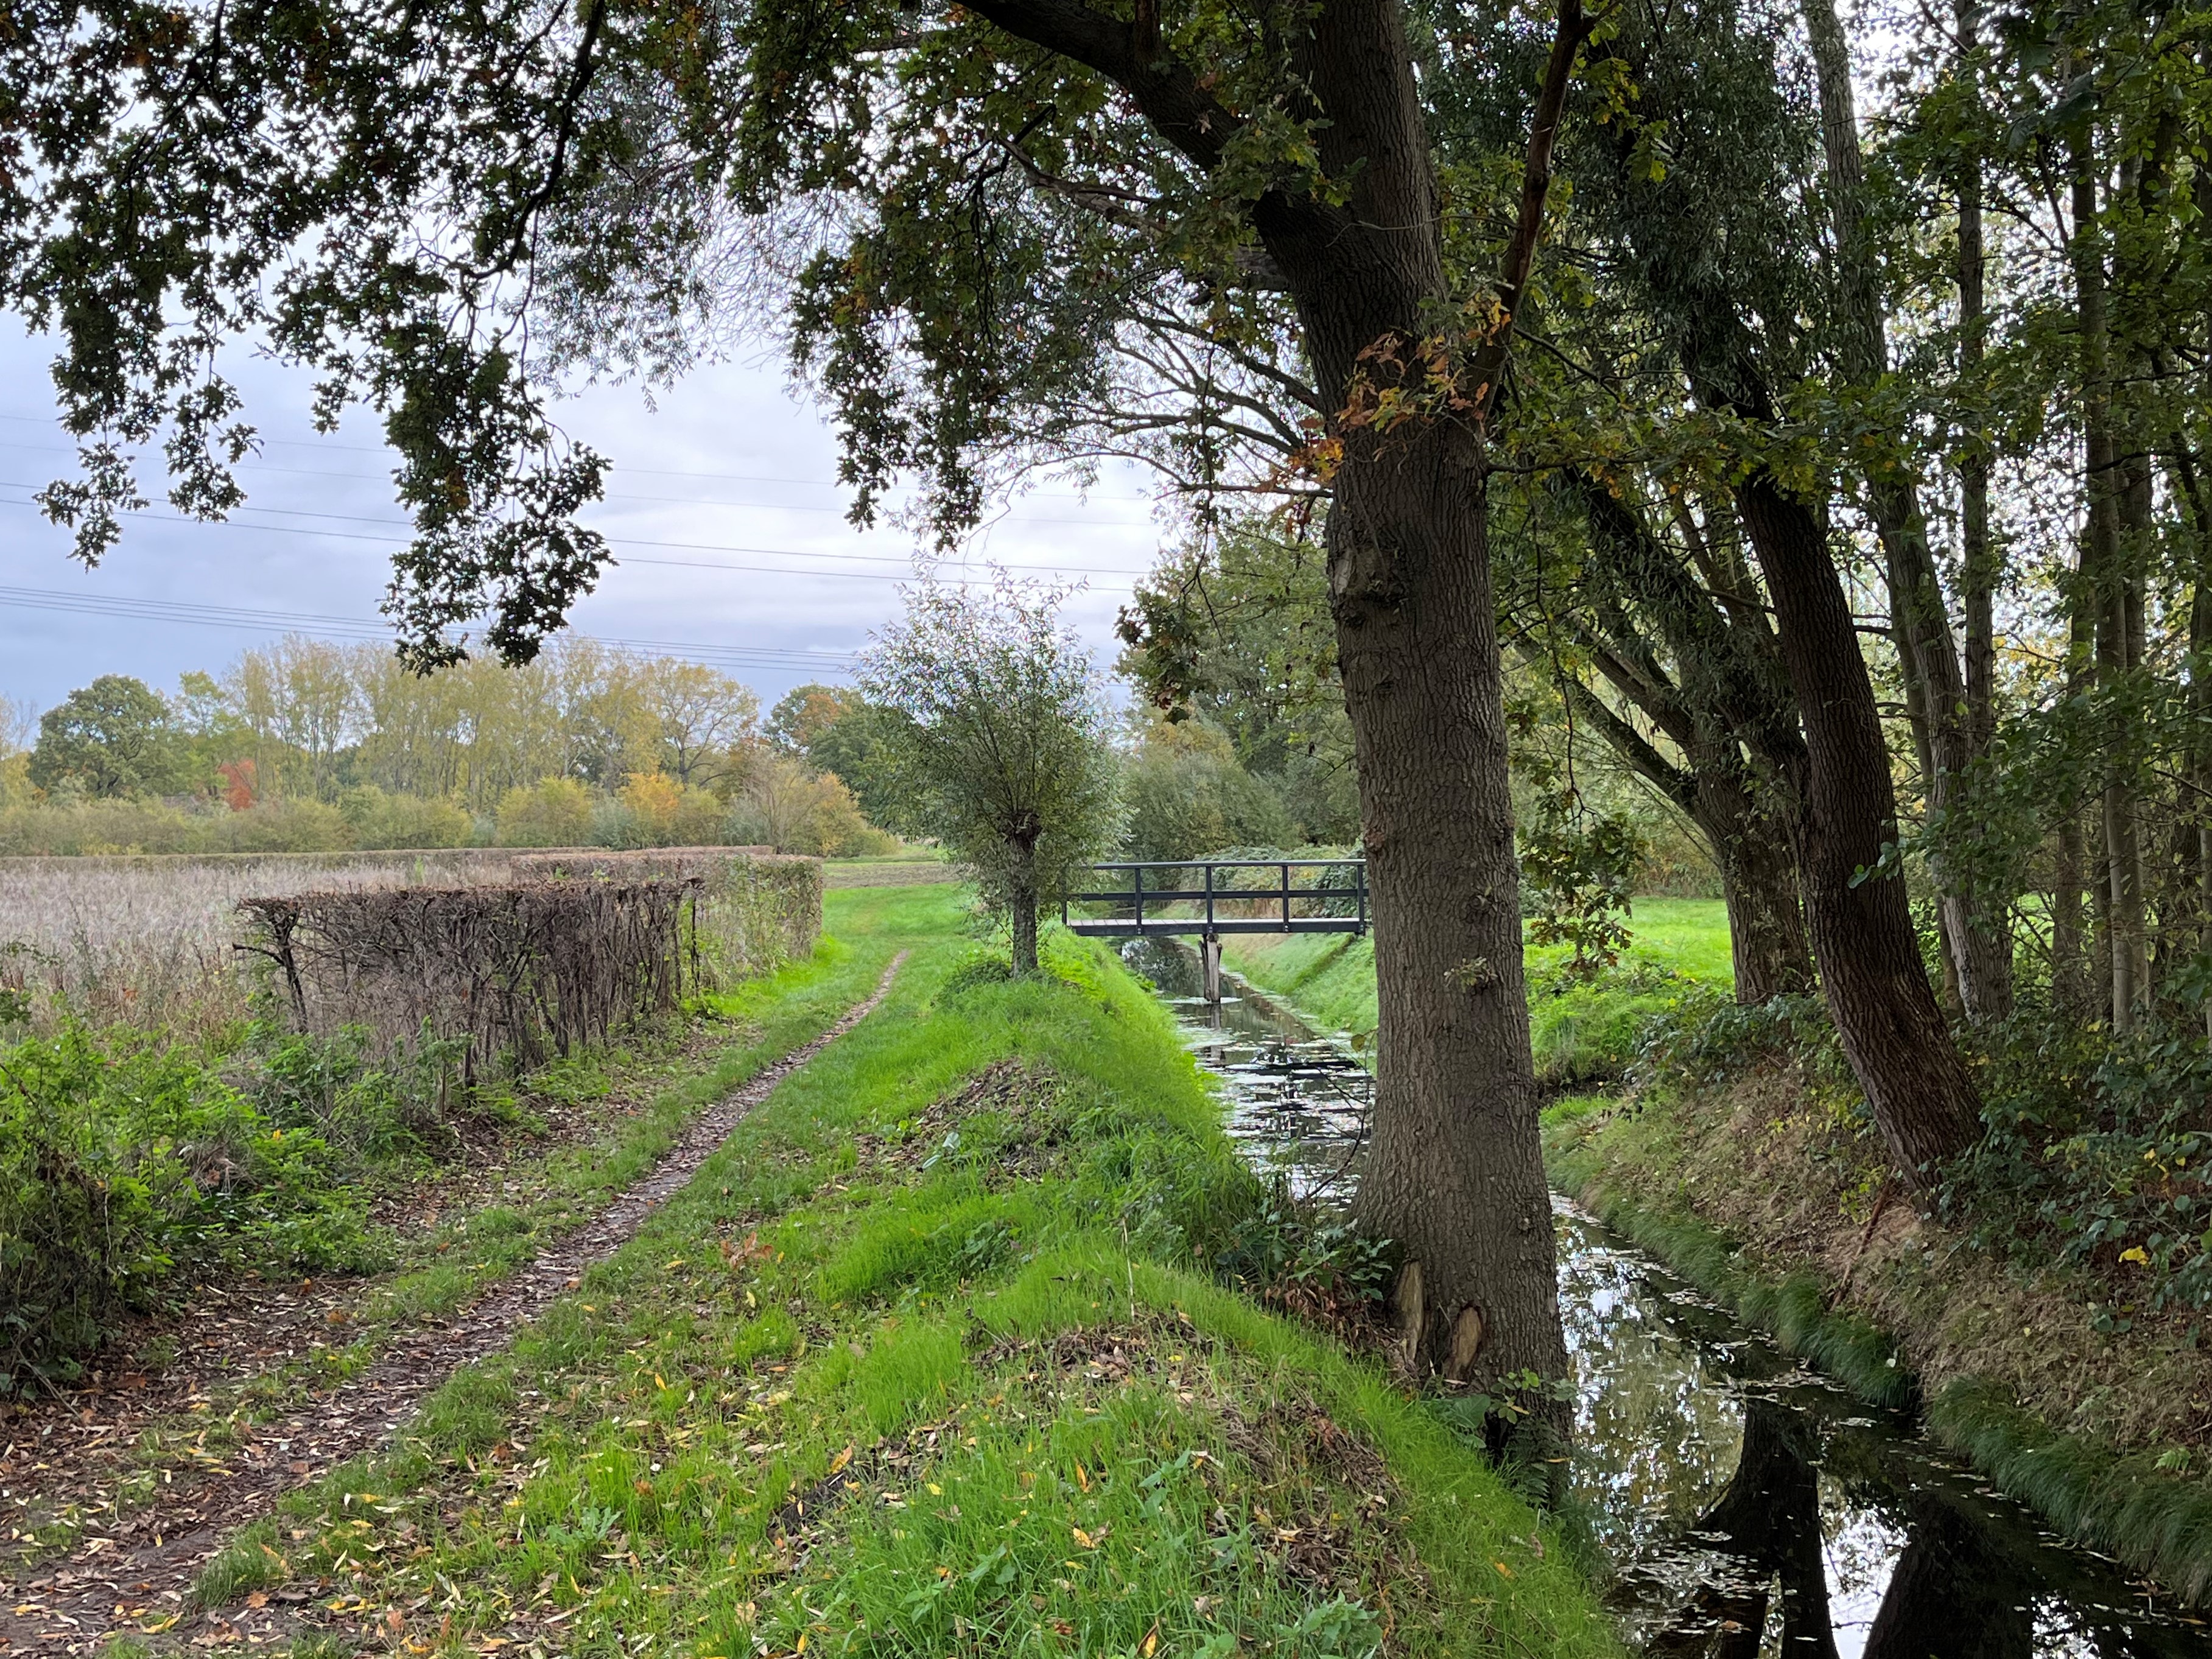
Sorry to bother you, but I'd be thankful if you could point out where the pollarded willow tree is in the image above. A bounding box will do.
[4,0,1599,1397]
[860,578,1121,975]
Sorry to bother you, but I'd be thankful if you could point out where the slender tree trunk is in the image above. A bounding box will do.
[2166,429,2212,1030]
[1712,788,1816,1005]
[1958,3,1997,766]
[1008,833,1040,974]
[1803,0,2010,1020]
[1735,473,1984,1180]
[2071,144,2146,1028]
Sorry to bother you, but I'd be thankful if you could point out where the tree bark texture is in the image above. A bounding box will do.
[1802,0,2011,1020]
[960,0,1575,1391]
[1007,833,1040,974]
[2071,148,2147,1028]
[1277,2,1567,1392]
[1734,472,1984,1179]
[1710,771,1816,1005]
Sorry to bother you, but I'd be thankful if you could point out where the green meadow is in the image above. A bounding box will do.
[1223,898,1733,1082]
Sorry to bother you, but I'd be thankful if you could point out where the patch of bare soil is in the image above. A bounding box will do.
[0,953,906,1654]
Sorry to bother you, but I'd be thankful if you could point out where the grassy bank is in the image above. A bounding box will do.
[198,886,1620,1657]
[1221,897,1730,1082]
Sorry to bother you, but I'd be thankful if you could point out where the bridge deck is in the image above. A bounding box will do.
[1060,857,1367,939]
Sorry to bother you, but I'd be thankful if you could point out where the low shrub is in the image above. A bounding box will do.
[0,1023,382,1391]
[1213,1178,1393,1335]
[1937,1001,2212,1326]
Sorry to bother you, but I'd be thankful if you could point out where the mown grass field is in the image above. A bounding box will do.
[1223,898,1732,1082]
[194,885,1619,1658]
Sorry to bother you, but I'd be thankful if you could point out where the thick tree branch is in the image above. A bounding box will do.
[961,0,1245,172]
[1473,0,1593,423]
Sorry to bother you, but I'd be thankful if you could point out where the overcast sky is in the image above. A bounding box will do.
[0,321,1170,721]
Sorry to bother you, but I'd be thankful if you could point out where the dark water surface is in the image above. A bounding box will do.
[1122,936,2212,1657]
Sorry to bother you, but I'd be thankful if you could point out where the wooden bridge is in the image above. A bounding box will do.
[1061,858,1367,1000]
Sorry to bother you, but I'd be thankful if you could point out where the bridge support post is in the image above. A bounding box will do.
[1201,936,1223,1005]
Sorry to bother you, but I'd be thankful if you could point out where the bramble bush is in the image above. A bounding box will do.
[1937,997,2212,1331]
[0,1023,387,1391]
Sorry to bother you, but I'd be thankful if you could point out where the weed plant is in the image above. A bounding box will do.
[1937,997,2212,1330]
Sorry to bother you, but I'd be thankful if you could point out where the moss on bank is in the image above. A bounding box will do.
[189,889,1620,1657]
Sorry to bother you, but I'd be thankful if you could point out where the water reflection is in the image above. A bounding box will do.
[1120,935,1371,1201]
[1125,936,2212,1655]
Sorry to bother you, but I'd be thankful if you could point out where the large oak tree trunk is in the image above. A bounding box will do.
[1734,474,1984,1179]
[969,0,1576,1397]
[1263,1,1565,1394]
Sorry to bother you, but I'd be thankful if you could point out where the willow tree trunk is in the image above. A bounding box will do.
[966,0,1573,1395]
[1006,833,1039,975]
[1802,0,2010,1020]
[1735,475,1985,1180]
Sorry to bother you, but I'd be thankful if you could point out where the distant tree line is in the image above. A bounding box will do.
[0,640,895,857]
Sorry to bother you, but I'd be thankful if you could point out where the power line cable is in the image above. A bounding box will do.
[0,583,859,672]
[0,490,1149,586]
[0,437,1159,525]
[0,411,1155,502]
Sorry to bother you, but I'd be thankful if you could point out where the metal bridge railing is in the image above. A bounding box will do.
[1060,858,1368,939]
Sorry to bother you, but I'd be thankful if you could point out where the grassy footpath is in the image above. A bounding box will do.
[198,885,1618,1658]
[1222,899,1730,1082]
[5,917,904,1574]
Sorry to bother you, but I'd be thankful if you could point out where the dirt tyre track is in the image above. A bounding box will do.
[0,951,908,1652]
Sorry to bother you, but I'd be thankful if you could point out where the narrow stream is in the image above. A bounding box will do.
[1122,936,2212,1657]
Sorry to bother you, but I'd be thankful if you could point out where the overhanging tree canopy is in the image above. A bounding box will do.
[4,0,1599,1396]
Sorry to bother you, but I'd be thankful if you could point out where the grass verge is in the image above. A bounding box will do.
[200,890,1620,1657]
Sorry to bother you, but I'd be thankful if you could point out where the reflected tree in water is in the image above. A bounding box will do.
[1646,1399,2045,1659]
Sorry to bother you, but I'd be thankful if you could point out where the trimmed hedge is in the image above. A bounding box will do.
[511,847,823,989]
